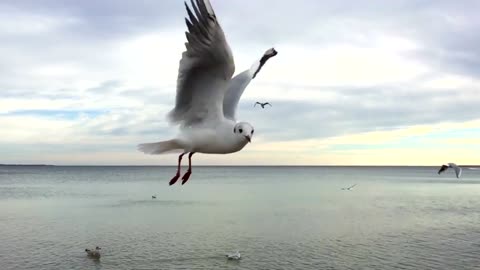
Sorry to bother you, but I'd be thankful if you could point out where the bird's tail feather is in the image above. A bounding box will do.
[137,140,183,155]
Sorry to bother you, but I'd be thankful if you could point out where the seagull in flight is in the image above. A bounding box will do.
[341,184,356,191]
[138,0,278,185]
[438,163,463,178]
[254,102,272,109]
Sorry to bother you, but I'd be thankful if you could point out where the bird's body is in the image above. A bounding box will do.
[152,195,156,199]
[138,0,277,185]
[85,247,101,259]
[226,251,241,260]
[254,102,272,109]
[438,163,462,178]
[176,120,249,154]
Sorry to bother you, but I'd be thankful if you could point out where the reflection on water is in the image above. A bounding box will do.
[0,166,480,270]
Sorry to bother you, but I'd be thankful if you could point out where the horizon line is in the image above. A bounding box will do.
[1,164,479,167]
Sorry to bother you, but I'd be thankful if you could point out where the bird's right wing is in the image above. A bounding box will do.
[455,166,462,178]
[167,0,235,127]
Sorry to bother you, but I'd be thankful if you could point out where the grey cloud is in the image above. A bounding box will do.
[2,0,480,160]
[236,83,480,141]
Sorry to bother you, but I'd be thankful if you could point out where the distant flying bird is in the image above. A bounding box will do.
[341,184,357,191]
[152,195,157,199]
[137,0,278,186]
[254,102,272,109]
[225,250,241,260]
[438,163,462,178]
[85,247,101,259]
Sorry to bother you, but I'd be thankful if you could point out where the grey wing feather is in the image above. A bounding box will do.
[454,166,462,178]
[167,0,235,127]
[223,70,252,120]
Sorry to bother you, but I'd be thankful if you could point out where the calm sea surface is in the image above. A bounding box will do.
[1,166,480,270]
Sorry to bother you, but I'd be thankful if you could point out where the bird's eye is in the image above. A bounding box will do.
[239,129,243,133]
[251,130,254,134]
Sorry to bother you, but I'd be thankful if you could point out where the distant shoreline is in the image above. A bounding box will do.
[0,164,55,167]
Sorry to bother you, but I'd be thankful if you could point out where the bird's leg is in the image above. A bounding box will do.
[169,152,186,185]
[181,152,195,185]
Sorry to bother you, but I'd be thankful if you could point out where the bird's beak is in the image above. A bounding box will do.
[245,135,251,143]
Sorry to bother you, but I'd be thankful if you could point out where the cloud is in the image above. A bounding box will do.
[1,0,479,165]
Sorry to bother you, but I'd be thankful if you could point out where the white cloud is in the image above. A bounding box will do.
[1,0,480,165]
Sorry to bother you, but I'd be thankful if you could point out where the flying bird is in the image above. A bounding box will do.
[341,184,356,191]
[438,163,462,178]
[254,102,272,109]
[138,0,278,185]
[85,247,101,259]
[152,195,157,199]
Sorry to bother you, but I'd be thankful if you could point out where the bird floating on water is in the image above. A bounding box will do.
[438,163,462,178]
[254,102,272,109]
[226,251,241,260]
[138,0,278,185]
[341,184,356,191]
[85,246,101,259]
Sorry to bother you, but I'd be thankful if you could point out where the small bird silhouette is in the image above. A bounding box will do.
[152,195,157,199]
[254,102,272,109]
[438,163,462,178]
[341,184,357,191]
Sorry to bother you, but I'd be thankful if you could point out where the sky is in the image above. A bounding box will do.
[1,0,479,165]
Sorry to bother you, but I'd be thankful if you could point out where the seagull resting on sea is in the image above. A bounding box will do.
[438,163,463,178]
[341,184,356,191]
[254,102,272,108]
[225,251,241,260]
[138,0,278,185]
[85,247,101,259]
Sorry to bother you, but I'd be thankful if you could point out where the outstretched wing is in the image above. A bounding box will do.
[454,166,462,178]
[438,165,448,175]
[223,48,277,121]
[167,0,235,127]
[223,70,252,120]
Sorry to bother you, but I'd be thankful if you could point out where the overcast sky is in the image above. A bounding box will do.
[1,0,479,165]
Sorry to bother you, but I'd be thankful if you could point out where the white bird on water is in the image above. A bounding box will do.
[225,250,241,260]
[438,163,463,179]
[138,0,278,185]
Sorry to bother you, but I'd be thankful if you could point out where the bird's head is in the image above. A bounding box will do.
[233,122,254,143]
